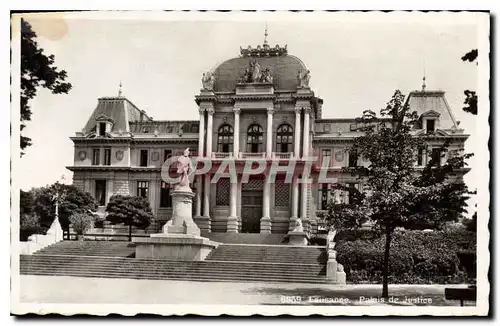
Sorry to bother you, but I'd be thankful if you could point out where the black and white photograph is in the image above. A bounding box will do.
[9,10,490,316]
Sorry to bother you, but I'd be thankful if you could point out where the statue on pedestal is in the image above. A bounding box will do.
[298,69,311,88]
[175,148,192,191]
[261,68,273,83]
[292,218,304,232]
[201,71,215,91]
[251,59,261,83]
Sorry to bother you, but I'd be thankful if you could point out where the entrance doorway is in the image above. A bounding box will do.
[241,180,264,233]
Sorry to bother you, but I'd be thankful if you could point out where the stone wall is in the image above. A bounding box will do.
[113,180,130,196]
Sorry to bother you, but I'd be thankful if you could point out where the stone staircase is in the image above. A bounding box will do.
[206,232,287,245]
[34,241,136,258]
[207,244,326,265]
[20,240,328,284]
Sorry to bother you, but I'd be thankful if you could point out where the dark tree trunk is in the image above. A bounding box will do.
[129,224,132,242]
[382,229,392,298]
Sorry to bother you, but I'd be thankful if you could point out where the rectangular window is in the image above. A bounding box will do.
[216,179,230,206]
[348,150,358,167]
[274,179,290,208]
[164,149,172,162]
[140,149,148,167]
[417,148,423,166]
[99,122,106,136]
[322,149,331,167]
[320,184,329,210]
[137,181,149,198]
[160,181,172,208]
[431,148,442,167]
[95,180,106,206]
[426,119,435,134]
[104,148,111,166]
[346,183,358,205]
[92,148,100,165]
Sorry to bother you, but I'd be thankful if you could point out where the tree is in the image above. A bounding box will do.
[69,213,94,239]
[105,195,154,239]
[326,90,472,298]
[20,189,34,216]
[33,183,98,231]
[461,49,478,115]
[20,19,72,155]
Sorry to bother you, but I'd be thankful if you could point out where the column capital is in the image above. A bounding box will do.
[198,107,206,115]
[294,107,302,115]
[233,107,241,114]
[207,108,215,115]
[267,107,275,115]
[303,107,312,114]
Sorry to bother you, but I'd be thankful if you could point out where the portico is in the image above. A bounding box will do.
[195,60,317,233]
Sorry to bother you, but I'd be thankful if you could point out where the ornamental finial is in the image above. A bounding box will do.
[264,22,268,45]
[118,81,123,97]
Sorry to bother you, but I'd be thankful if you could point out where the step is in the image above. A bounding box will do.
[21,256,325,270]
[21,270,328,284]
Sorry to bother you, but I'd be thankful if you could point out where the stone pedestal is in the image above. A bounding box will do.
[46,217,63,242]
[227,216,238,233]
[260,217,272,234]
[134,187,218,261]
[193,215,211,233]
[134,234,217,261]
[163,188,199,236]
[326,260,346,285]
[288,231,308,246]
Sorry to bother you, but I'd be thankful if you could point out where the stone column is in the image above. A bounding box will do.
[198,108,205,157]
[195,175,202,217]
[261,178,272,234]
[206,108,214,158]
[203,174,211,219]
[302,107,311,158]
[289,175,299,231]
[227,177,238,233]
[300,182,308,219]
[266,107,274,158]
[194,174,210,233]
[233,108,240,158]
[294,107,301,158]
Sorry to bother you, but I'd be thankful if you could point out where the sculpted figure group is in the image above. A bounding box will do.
[201,71,215,91]
[239,58,273,84]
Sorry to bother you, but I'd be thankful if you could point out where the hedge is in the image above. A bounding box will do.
[336,229,476,284]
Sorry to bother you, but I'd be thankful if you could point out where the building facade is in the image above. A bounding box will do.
[67,40,469,234]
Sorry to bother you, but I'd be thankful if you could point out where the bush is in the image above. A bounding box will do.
[19,214,45,241]
[69,213,94,235]
[336,229,476,284]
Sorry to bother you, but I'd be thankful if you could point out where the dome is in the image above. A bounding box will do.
[213,47,307,92]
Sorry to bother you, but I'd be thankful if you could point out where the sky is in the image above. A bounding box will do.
[14,12,486,214]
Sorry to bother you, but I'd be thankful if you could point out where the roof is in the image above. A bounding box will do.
[129,120,199,134]
[213,52,307,92]
[82,97,152,134]
[406,90,458,129]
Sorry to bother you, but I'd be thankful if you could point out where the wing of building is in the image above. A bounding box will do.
[67,41,469,234]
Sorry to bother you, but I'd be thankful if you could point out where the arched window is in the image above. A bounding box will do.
[276,124,293,153]
[217,124,233,153]
[246,124,263,153]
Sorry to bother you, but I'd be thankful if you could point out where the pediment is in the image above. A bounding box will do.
[95,114,115,123]
[421,110,441,117]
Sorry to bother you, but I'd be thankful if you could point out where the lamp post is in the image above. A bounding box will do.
[50,175,66,240]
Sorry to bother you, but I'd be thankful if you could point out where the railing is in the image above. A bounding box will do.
[240,152,266,159]
[272,152,293,159]
[212,152,232,159]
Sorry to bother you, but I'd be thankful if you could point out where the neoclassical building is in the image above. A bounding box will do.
[68,39,469,234]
